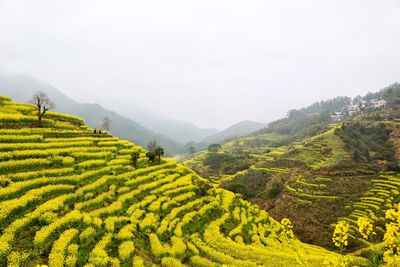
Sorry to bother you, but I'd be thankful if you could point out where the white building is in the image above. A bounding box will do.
[331,111,343,122]
[370,98,387,109]
[347,105,360,116]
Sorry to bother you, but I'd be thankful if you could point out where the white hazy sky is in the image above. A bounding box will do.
[0,0,399,130]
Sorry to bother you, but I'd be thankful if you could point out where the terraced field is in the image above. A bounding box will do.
[285,173,373,207]
[338,172,400,240]
[0,96,367,266]
[182,133,291,184]
[187,125,385,249]
[285,127,350,170]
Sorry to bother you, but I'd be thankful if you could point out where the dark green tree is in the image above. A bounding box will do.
[131,151,140,168]
[208,144,222,153]
[155,147,164,164]
[267,180,284,198]
[227,183,249,198]
[146,151,156,163]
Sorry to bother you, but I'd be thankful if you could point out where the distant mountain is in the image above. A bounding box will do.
[0,73,184,155]
[201,120,267,144]
[108,104,218,144]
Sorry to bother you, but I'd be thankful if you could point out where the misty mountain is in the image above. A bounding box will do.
[201,120,267,144]
[0,73,184,155]
[106,104,218,144]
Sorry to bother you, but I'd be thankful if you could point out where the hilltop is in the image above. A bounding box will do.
[0,95,365,266]
[183,83,400,250]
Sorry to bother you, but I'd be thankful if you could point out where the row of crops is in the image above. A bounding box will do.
[339,172,400,239]
[277,121,400,253]
[0,96,365,266]
[283,129,351,205]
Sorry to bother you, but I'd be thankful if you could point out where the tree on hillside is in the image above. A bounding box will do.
[131,151,140,168]
[155,147,164,164]
[287,109,301,119]
[146,140,164,164]
[208,143,222,153]
[101,117,111,132]
[147,140,158,152]
[146,151,156,163]
[29,92,55,127]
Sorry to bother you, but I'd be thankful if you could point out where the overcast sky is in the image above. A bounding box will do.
[0,0,399,130]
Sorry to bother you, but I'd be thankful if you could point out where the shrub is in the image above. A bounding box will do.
[267,180,284,198]
[227,183,249,198]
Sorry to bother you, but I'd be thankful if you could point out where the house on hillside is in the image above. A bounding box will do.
[347,104,360,116]
[370,98,387,109]
[353,99,367,107]
[330,111,343,122]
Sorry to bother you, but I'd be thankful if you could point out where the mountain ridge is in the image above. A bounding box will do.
[109,103,218,144]
[201,120,267,144]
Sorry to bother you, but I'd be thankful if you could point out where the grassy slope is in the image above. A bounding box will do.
[183,123,400,251]
[258,128,368,248]
[0,96,364,266]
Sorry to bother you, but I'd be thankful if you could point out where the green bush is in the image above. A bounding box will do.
[267,180,284,198]
[227,183,249,198]
[334,123,395,164]
[203,153,251,175]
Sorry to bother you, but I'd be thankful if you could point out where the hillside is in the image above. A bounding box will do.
[183,84,400,251]
[0,74,195,154]
[185,122,400,251]
[258,96,352,141]
[0,95,365,266]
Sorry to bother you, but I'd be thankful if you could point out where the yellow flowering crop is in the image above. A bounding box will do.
[383,204,400,265]
[280,218,295,239]
[332,221,349,248]
[48,228,79,267]
[118,241,135,262]
[0,98,370,266]
[132,256,145,267]
[357,217,375,240]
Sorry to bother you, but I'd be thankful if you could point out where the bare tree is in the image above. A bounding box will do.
[29,92,55,127]
[101,117,111,132]
[147,140,158,152]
